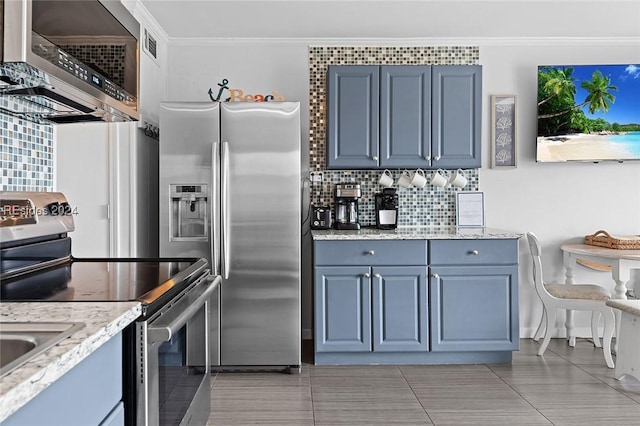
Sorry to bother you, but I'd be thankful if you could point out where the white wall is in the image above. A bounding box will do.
[164,38,640,338]
[56,123,111,257]
[480,41,640,336]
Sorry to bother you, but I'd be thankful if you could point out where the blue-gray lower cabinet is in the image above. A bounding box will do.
[314,265,372,353]
[3,332,124,426]
[429,265,519,352]
[372,266,428,352]
[313,238,519,365]
[314,265,429,355]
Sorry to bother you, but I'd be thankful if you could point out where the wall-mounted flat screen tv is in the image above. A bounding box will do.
[536,64,640,162]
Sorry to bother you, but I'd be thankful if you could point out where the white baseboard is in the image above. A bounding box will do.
[520,326,604,339]
[303,327,601,341]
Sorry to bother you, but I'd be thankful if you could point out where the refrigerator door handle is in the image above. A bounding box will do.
[221,141,230,279]
[211,141,220,276]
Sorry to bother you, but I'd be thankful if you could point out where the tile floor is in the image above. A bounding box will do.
[209,339,640,425]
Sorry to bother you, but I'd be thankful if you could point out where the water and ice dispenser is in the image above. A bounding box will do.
[169,184,209,241]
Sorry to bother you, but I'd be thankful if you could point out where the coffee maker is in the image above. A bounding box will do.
[375,188,399,229]
[334,183,361,230]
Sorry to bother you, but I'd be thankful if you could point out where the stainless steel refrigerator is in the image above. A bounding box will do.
[159,101,301,371]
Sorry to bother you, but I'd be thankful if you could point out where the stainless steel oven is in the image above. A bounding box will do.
[137,272,220,426]
[1,191,220,425]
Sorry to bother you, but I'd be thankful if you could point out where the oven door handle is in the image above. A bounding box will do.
[147,275,221,344]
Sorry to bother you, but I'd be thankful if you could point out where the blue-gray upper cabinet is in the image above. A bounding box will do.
[326,65,482,169]
[379,66,432,168]
[326,65,380,169]
[431,65,482,168]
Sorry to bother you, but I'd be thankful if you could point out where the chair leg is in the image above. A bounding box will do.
[602,308,615,369]
[533,307,546,342]
[538,307,556,357]
[591,311,602,348]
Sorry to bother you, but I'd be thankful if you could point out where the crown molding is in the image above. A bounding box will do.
[166,36,640,47]
[125,0,169,44]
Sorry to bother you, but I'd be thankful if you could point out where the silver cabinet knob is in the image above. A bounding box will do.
[364,273,371,278]
[373,273,382,278]
[432,273,440,279]
[367,250,375,256]
[470,250,479,255]
[425,155,431,160]
[372,156,379,162]
[434,156,441,161]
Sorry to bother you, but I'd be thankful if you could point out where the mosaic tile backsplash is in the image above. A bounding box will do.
[308,46,481,227]
[0,102,55,192]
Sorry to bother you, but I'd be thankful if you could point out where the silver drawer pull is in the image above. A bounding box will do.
[373,273,382,278]
[364,273,371,278]
[432,273,440,279]
[469,250,479,255]
[367,250,375,256]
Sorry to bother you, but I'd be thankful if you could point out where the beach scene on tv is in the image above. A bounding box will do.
[536,64,640,162]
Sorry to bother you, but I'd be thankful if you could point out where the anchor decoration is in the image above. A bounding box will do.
[208,78,285,103]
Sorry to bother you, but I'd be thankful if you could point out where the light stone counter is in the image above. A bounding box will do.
[0,302,141,423]
[606,299,640,316]
[311,226,522,241]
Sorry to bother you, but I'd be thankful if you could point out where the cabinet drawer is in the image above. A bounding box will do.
[430,239,518,265]
[315,240,427,266]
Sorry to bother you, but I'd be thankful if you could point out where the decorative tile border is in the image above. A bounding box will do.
[308,46,480,227]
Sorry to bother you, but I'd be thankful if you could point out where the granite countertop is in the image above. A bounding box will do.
[311,226,522,240]
[0,302,142,423]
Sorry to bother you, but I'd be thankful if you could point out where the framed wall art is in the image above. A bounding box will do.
[456,192,485,228]
[491,94,517,168]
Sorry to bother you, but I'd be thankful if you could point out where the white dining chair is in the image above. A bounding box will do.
[526,232,615,368]
[533,259,611,349]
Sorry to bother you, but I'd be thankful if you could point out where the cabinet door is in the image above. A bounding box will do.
[380,66,432,168]
[372,266,428,352]
[430,265,519,351]
[314,266,372,352]
[326,65,379,169]
[431,65,482,168]
[3,333,123,426]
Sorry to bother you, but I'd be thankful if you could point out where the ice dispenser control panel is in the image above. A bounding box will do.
[169,184,209,242]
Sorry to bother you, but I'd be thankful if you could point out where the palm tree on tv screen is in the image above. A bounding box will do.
[537,67,618,136]
[581,71,618,115]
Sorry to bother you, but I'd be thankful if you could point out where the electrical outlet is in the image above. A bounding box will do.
[311,172,323,183]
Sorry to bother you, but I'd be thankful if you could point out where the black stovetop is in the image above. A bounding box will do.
[1,257,202,304]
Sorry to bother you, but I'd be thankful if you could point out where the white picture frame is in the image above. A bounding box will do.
[456,192,485,228]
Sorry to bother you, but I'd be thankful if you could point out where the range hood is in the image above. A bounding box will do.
[0,0,140,124]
